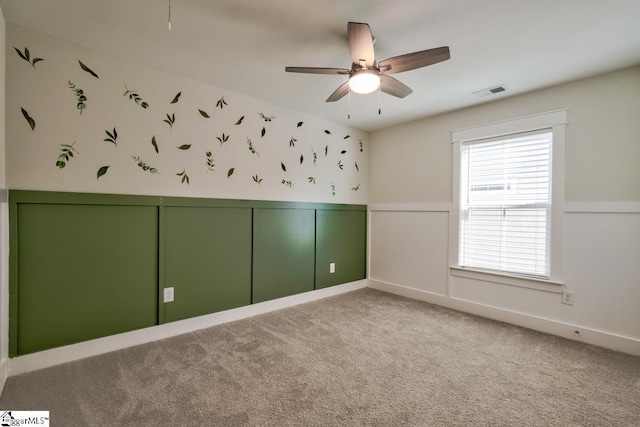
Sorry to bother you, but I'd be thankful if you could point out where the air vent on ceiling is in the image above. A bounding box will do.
[472,85,508,98]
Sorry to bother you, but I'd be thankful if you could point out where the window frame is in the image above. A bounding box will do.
[460,129,553,278]
[450,110,566,289]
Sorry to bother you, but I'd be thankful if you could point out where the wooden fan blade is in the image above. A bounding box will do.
[380,75,413,98]
[285,67,350,75]
[348,22,375,67]
[326,81,350,102]
[379,47,450,74]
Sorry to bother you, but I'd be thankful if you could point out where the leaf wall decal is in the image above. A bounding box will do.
[252,174,263,184]
[68,81,87,114]
[325,145,328,156]
[216,133,229,145]
[355,161,359,172]
[103,128,118,146]
[198,109,210,118]
[176,169,190,185]
[258,112,274,122]
[14,46,43,68]
[300,154,304,165]
[132,156,159,174]
[21,108,36,131]
[123,85,150,108]
[247,138,259,156]
[324,129,331,134]
[56,141,79,169]
[164,113,175,128]
[340,150,347,154]
[97,166,110,180]
[216,97,228,109]
[297,121,304,127]
[13,47,27,62]
[289,137,297,147]
[261,126,266,138]
[170,92,182,104]
[177,144,191,150]
[227,168,235,178]
[281,162,287,172]
[151,136,159,153]
[235,116,245,125]
[78,60,99,78]
[206,151,215,171]
[344,135,351,139]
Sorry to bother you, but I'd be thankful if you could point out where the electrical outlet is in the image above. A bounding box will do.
[164,287,174,303]
[329,263,336,273]
[561,290,574,306]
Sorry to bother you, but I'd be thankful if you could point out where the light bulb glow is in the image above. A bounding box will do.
[349,69,380,94]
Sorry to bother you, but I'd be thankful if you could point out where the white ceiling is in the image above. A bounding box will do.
[2,0,639,132]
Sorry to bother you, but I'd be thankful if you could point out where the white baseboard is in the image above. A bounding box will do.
[367,279,640,357]
[9,280,367,376]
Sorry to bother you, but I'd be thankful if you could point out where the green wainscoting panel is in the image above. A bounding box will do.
[9,190,367,356]
[316,210,367,289]
[163,207,252,322]
[16,203,158,355]
[253,208,315,303]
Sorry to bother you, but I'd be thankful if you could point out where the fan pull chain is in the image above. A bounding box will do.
[168,0,172,30]
[348,88,351,119]
[378,86,381,115]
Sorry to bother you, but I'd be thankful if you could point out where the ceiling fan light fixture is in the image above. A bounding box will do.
[285,22,450,103]
[349,69,380,94]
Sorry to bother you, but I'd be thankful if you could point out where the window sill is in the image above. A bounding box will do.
[450,266,564,294]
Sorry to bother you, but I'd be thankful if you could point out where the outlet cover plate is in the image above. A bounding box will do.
[561,290,574,306]
[164,287,174,303]
[329,263,335,273]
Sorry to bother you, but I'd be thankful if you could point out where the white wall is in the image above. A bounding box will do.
[368,66,640,355]
[0,3,8,391]
[5,25,368,204]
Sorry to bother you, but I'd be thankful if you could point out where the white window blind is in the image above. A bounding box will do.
[459,130,552,278]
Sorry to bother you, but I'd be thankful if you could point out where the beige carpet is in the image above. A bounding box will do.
[1,288,639,426]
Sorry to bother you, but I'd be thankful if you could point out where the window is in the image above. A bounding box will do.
[459,130,551,277]
[451,109,566,286]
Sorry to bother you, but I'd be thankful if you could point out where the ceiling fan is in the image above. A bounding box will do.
[285,22,450,103]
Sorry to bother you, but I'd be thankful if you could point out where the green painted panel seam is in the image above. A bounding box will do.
[250,207,256,305]
[9,201,19,357]
[313,209,318,291]
[157,203,165,324]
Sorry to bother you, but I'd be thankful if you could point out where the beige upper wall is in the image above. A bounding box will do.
[5,25,367,204]
[369,65,640,203]
[0,6,5,188]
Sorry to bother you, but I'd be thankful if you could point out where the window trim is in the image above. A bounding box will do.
[450,109,566,287]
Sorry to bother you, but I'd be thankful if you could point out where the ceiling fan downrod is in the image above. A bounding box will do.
[167,0,172,30]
